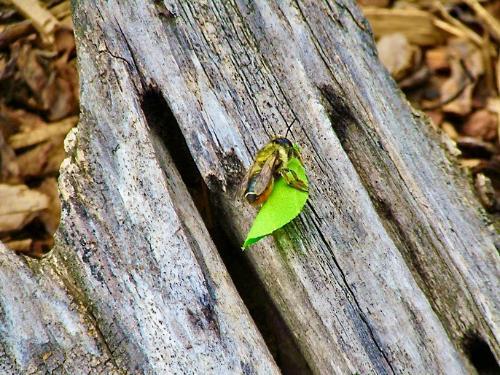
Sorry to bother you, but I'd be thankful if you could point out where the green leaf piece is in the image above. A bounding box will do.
[242,156,309,249]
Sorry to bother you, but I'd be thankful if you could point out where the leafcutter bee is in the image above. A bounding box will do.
[242,120,308,206]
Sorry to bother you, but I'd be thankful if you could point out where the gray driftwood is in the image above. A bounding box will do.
[1,0,499,374]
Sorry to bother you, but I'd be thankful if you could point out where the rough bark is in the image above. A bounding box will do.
[1,0,498,374]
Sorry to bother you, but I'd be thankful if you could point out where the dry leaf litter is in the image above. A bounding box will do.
[362,0,500,215]
[0,0,77,257]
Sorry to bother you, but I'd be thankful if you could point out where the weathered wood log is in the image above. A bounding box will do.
[1,0,498,374]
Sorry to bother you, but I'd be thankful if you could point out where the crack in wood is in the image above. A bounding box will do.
[139,86,312,373]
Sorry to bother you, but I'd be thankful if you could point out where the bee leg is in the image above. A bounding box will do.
[291,147,304,164]
[279,168,308,192]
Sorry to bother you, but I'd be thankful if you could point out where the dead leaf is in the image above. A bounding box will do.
[474,173,497,210]
[432,2,483,47]
[46,61,78,120]
[14,40,50,110]
[426,110,444,127]
[440,60,474,116]
[398,65,430,89]
[471,154,500,174]
[441,39,483,115]
[425,47,449,72]
[496,57,500,95]
[0,20,34,49]
[0,130,19,183]
[456,136,497,156]
[487,97,500,143]
[30,236,53,257]
[462,110,498,141]
[377,33,418,81]
[448,39,484,79]
[53,27,75,56]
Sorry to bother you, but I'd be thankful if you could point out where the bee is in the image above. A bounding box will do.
[242,121,308,206]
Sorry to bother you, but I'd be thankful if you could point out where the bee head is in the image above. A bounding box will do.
[272,137,293,148]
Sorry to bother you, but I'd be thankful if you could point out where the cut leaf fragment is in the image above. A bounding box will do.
[242,157,309,249]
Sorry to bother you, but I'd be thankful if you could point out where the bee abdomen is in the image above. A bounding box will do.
[245,192,258,204]
[244,176,274,206]
[244,178,260,204]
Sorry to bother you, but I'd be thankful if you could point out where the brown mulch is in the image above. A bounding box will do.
[362,0,500,213]
[0,0,77,258]
[0,1,498,259]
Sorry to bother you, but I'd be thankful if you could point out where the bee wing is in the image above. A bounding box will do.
[237,164,254,198]
[253,151,278,196]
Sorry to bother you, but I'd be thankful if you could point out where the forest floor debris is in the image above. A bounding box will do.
[0,0,77,257]
[363,0,500,214]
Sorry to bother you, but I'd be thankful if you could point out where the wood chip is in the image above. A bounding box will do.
[362,7,445,46]
[358,0,390,7]
[425,47,450,72]
[16,141,53,177]
[43,138,66,175]
[459,158,483,168]
[36,178,60,234]
[442,121,459,140]
[0,184,49,232]
[49,2,71,21]
[8,116,77,149]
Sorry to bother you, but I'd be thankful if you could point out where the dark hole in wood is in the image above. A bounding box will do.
[319,85,357,147]
[140,87,312,374]
[463,333,499,375]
